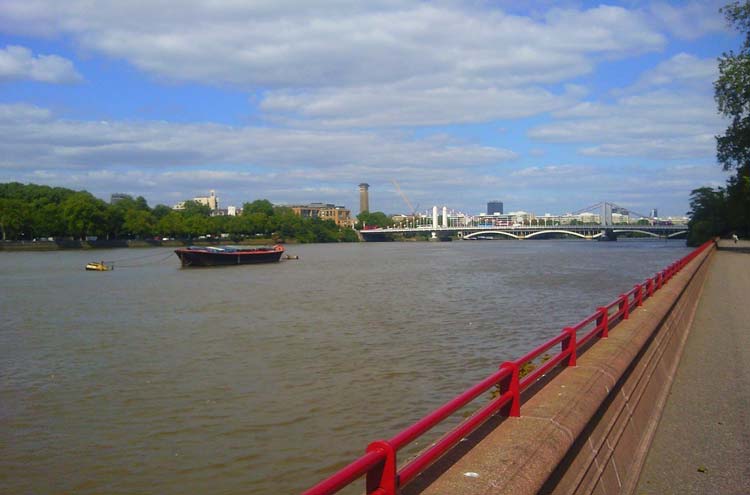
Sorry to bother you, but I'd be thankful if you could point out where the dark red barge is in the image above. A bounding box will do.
[174,244,284,267]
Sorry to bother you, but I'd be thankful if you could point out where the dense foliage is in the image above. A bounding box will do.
[355,210,394,228]
[689,1,750,245]
[0,182,359,243]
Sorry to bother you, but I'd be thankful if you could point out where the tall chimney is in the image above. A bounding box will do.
[358,183,370,213]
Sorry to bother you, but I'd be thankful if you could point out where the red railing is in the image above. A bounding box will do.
[303,240,714,495]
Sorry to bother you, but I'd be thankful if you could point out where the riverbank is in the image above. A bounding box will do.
[0,238,283,251]
[0,235,688,251]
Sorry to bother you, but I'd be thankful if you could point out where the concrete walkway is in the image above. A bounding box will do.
[636,240,750,494]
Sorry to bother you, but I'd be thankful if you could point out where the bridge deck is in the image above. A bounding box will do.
[636,240,750,494]
[360,225,687,240]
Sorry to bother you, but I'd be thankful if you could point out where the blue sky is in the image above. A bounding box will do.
[0,0,739,217]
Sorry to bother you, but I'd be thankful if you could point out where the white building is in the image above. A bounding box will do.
[173,190,219,212]
[193,190,219,211]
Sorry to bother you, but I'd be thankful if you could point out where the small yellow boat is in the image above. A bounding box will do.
[85,261,112,271]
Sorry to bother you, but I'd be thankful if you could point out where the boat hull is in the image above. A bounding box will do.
[85,262,111,271]
[174,245,284,267]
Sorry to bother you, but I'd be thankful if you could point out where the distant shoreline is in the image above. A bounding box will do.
[0,236,686,252]
[0,238,286,252]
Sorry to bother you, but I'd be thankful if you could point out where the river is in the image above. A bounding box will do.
[0,240,691,494]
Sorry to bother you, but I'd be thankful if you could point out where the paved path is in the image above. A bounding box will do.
[636,240,750,494]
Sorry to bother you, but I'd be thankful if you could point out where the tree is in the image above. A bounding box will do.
[152,204,173,220]
[134,196,150,211]
[62,192,107,239]
[0,199,27,240]
[716,2,750,173]
[339,227,360,242]
[271,208,303,239]
[123,209,155,238]
[243,212,269,235]
[243,199,274,217]
[687,187,728,246]
[356,211,393,228]
[0,182,361,244]
[181,200,211,217]
[712,1,750,238]
[157,211,186,238]
[183,214,209,239]
[31,203,66,238]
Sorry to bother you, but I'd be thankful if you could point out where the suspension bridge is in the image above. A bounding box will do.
[359,201,687,241]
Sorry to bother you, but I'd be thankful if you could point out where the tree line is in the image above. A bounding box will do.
[0,183,360,243]
[689,1,750,246]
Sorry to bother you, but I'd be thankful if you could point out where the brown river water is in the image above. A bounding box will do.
[0,240,691,494]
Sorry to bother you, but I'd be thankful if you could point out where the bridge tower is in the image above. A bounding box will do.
[601,202,613,227]
[601,202,616,241]
[429,206,438,240]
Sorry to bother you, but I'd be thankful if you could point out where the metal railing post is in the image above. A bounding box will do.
[366,440,397,495]
[635,284,643,307]
[562,327,577,366]
[596,306,609,338]
[498,362,520,417]
[619,294,629,320]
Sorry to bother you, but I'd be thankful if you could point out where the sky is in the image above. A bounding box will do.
[0,0,740,217]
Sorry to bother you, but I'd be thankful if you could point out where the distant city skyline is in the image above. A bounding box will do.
[111,187,680,221]
[113,186,657,217]
[0,1,737,216]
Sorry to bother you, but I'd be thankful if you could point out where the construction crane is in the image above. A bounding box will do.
[391,179,418,216]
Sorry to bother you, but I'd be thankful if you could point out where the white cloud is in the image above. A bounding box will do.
[484,162,728,216]
[262,85,580,128]
[624,53,717,93]
[531,99,720,160]
[0,3,665,89]
[0,102,53,122]
[0,3,726,123]
[510,164,592,179]
[0,2,731,215]
[648,1,727,40]
[0,45,82,83]
[0,2,668,126]
[543,5,664,53]
[0,103,517,206]
[530,52,724,160]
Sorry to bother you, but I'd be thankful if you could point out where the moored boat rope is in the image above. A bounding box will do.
[112,252,175,267]
[103,250,177,264]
